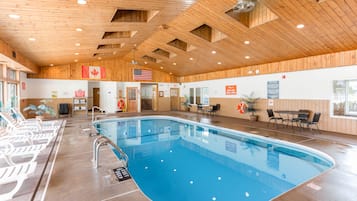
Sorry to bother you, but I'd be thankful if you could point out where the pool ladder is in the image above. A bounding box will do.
[92,135,128,169]
[81,106,105,136]
[91,106,106,122]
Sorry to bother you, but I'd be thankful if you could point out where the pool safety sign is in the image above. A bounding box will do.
[267,80,279,99]
[225,85,237,95]
[113,167,131,182]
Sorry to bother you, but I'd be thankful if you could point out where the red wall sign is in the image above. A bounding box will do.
[225,85,237,95]
[21,82,26,90]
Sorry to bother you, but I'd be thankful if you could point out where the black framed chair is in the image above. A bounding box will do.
[267,109,284,128]
[301,112,321,133]
[207,104,220,115]
[197,104,204,113]
[290,109,311,128]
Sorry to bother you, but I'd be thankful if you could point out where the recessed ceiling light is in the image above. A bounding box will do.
[28,37,36,41]
[173,62,177,65]
[98,57,102,60]
[211,50,217,54]
[160,66,164,69]
[50,64,54,67]
[77,0,87,5]
[244,40,250,45]
[296,24,305,29]
[245,56,251,59]
[189,57,193,61]
[8,14,20,19]
[74,52,79,55]
[75,28,83,32]
[74,59,78,62]
[75,43,80,46]
[144,61,148,64]
[169,72,173,75]
[217,61,222,65]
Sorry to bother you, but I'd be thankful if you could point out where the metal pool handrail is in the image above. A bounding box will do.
[91,106,105,123]
[92,135,128,169]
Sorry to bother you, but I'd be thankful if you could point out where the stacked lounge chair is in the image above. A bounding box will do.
[0,109,62,200]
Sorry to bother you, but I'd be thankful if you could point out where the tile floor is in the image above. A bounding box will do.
[20,112,357,201]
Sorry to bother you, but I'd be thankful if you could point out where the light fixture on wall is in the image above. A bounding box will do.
[131,47,138,65]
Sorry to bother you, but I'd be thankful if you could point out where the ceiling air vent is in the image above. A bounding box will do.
[233,0,257,13]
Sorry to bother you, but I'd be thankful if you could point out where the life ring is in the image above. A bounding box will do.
[118,99,125,110]
[236,102,247,114]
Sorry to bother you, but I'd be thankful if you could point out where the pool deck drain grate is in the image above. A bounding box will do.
[113,167,131,182]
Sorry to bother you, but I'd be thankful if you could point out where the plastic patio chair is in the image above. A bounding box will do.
[0,127,55,146]
[0,141,45,166]
[0,112,59,134]
[0,162,37,200]
[9,108,61,128]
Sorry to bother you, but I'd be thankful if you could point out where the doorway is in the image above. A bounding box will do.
[126,87,138,112]
[93,88,100,108]
[141,83,158,111]
[170,88,180,111]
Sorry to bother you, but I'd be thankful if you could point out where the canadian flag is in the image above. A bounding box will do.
[82,66,106,79]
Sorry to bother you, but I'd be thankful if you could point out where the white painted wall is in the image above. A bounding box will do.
[22,78,88,99]
[159,83,180,97]
[99,81,117,113]
[181,65,357,100]
[141,85,152,99]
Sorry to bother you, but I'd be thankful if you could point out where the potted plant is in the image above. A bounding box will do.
[242,92,260,121]
[23,99,56,120]
[182,95,191,112]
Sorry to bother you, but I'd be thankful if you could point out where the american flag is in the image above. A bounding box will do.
[133,69,152,80]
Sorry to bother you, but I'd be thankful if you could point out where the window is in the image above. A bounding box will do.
[0,66,20,113]
[0,82,3,110]
[189,87,209,105]
[189,88,194,104]
[7,83,17,108]
[195,88,201,104]
[7,69,16,80]
[332,80,357,116]
[201,87,209,105]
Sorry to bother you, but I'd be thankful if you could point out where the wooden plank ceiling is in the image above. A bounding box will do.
[1,0,357,76]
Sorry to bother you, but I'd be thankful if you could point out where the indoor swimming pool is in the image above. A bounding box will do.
[94,116,334,201]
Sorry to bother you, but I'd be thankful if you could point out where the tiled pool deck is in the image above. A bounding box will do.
[41,112,357,201]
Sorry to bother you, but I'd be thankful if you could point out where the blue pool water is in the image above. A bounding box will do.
[95,116,334,201]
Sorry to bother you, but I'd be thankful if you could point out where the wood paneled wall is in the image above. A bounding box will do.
[27,48,357,83]
[157,97,170,111]
[0,39,39,73]
[208,98,357,136]
[178,49,357,82]
[28,57,178,83]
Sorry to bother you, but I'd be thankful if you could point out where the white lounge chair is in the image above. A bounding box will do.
[9,108,61,127]
[0,127,55,146]
[0,162,37,200]
[0,141,45,166]
[0,112,59,134]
